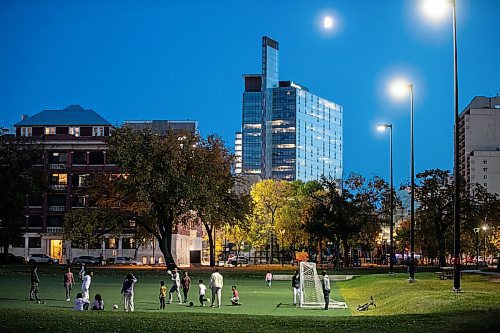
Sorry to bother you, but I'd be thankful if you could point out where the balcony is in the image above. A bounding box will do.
[48,205,66,212]
[46,227,64,234]
[50,184,67,191]
[49,164,67,170]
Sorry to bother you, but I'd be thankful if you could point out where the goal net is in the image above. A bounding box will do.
[299,261,348,309]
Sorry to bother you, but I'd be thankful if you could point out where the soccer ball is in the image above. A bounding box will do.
[167,270,172,275]
[113,304,118,309]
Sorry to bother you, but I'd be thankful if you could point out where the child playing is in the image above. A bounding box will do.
[230,285,241,306]
[74,292,90,311]
[198,279,209,306]
[159,281,167,310]
[91,294,104,310]
[265,271,273,288]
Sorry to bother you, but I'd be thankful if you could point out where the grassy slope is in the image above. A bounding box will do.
[0,267,499,332]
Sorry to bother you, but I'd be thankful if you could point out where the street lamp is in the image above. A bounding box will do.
[280,229,286,267]
[473,228,479,270]
[389,79,415,283]
[420,0,461,292]
[482,225,488,260]
[377,123,394,274]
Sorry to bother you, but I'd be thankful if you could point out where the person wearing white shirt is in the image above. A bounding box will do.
[209,268,223,308]
[74,292,90,311]
[198,279,209,306]
[321,270,331,310]
[81,271,93,306]
[167,268,182,303]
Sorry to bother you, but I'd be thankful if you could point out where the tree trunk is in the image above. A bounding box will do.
[158,234,176,270]
[206,223,216,267]
[317,239,322,265]
[437,231,446,267]
[3,243,9,255]
[342,238,350,268]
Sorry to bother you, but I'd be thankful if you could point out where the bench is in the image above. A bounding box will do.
[436,267,454,280]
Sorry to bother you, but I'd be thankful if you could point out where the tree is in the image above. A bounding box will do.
[250,179,292,263]
[0,137,44,254]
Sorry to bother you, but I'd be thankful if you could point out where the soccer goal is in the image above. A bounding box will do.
[299,261,348,309]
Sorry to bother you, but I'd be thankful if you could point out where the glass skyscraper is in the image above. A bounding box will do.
[239,36,342,182]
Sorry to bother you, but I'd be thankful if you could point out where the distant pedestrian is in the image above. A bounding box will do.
[209,268,223,308]
[78,264,85,282]
[181,271,191,303]
[167,268,182,303]
[121,273,137,312]
[321,270,330,310]
[81,271,93,308]
[91,293,104,310]
[30,264,40,301]
[198,279,208,306]
[64,267,74,301]
[159,281,167,310]
[292,270,300,306]
[265,271,273,288]
[74,292,90,311]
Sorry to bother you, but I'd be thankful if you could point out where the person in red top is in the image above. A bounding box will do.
[230,285,240,306]
[64,267,74,301]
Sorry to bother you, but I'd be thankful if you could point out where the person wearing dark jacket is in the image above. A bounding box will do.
[181,271,191,303]
[292,271,300,306]
[121,273,137,312]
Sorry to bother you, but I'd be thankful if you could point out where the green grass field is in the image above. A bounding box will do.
[0,266,499,332]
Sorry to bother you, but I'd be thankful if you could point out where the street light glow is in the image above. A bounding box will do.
[389,79,411,99]
[421,0,450,22]
[324,16,333,29]
[377,124,388,131]
[482,225,487,231]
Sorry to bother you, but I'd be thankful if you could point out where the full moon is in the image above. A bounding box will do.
[323,16,333,29]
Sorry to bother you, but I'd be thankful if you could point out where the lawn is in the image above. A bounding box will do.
[0,266,499,332]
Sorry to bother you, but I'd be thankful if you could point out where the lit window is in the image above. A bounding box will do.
[21,127,32,137]
[45,127,56,135]
[93,126,105,136]
[69,127,80,137]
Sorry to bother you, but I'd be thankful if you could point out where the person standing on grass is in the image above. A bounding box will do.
[159,280,167,310]
[321,270,330,310]
[78,264,85,282]
[121,273,137,312]
[292,270,300,306]
[167,268,182,303]
[265,271,273,288]
[209,268,223,308]
[198,279,209,306]
[64,267,74,301]
[29,264,40,301]
[81,271,93,307]
[181,271,191,303]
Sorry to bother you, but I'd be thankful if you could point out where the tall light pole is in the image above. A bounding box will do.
[473,228,479,270]
[377,123,394,274]
[389,79,415,282]
[420,0,461,292]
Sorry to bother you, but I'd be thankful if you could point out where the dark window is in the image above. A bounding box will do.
[28,193,43,206]
[121,238,135,249]
[28,215,43,227]
[104,127,110,136]
[47,195,65,206]
[28,237,41,248]
[89,152,104,165]
[56,127,69,135]
[11,237,25,248]
[73,152,87,165]
[48,152,67,164]
[47,216,63,227]
[80,127,92,137]
[72,195,86,207]
[32,127,44,136]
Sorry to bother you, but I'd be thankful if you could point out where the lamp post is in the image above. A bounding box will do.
[389,80,415,282]
[280,229,286,267]
[377,123,394,274]
[420,0,461,292]
[482,225,487,260]
[473,228,479,270]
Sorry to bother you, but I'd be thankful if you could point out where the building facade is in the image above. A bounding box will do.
[458,96,500,195]
[239,36,343,182]
[9,106,202,266]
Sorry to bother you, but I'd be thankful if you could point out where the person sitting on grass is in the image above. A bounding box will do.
[91,293,104,310]
[74,292,90,311]
[230,285,241,306]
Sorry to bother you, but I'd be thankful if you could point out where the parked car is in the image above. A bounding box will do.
[0,253,26,264]
[28,253,59,265]
[114,257,142,266]
[72,256,100,265]
[106,257,116,265]
[228,255,249,266]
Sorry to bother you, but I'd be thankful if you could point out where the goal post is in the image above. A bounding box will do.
[299,261,348,309]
